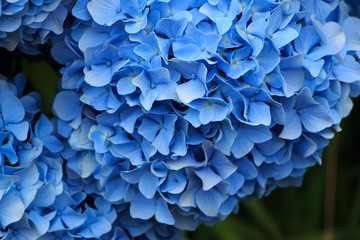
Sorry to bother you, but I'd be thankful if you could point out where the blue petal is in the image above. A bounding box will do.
[85,64,113,87]
[72,0,91,21]
[194,167,222,191]
[152,128,173,155]
[42,136,64,153]
[5,122,29,141]
[176,79,205,104]
[104,178,127,202]
[130,193,157,220]
[0,15,21,32]
[301,105,333,133]
[231,129,254,158]
[308,19,346,59]
[248,101,271,126]
[35,114,53,138]
[41,4,68,34]
[236,158,258,180]
[61,206,86,229]
[195,187,224,217]
[90,217,112,237]
[281,68,304,95]
[155,199,175,225]
[0,195,25,228]
[87,0,124,26]
[53,91,82,121]
[226,172,244,195]
[138,117,160,142]
[245,125,272,143]
[219,196,238,216]
[210,151,237,179]
[28,211,50,235]
[0,174,18,199]
[279,110,302,140]
[32,183,56,208]
[271,27,299,49]
[2,96,24,123]
[139,171,158,199]
[333,55,360,83]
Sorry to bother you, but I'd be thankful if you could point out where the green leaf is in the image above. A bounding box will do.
[242,199,284,240]
[21,59,59,116]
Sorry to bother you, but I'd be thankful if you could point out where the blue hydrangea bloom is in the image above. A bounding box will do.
[46,0,360,238]
[0,75,67,238]
[1,0,360,239]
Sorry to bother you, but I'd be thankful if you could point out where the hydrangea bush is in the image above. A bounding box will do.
[1,0,360,239]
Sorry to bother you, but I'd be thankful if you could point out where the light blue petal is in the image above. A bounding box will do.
[231,130,254,158]
[35,114,53,138]
[134,43,156,61]
[176,80,205,104]
[281,68,304,95]
[214,120,237,156]
[248,102,271,126]
[152,128,172,155]
[61,207,86,229]
[53,91,82,121]
[138,117,160,142]
[244,125,272,143]
[120,108,143,133]
[195,187,223,217]
[333,55,360,83]
[130,193,156,220]
[28,211,50,235]
[5,122,29,141]
[194,167,222,191]
[211,151,237,179]
[90,217,112,237]
[308,19,346,59]
[236,157,258,180]
[2,96,24,123]
[139,171,158,199]
[104,178,127,202]
[0,195,25,228]
[155,199,175,225]
[78,153,97,178]
[87,0,124,26]
[85,64,113,87]
[301,105,333,133]
[279,110,302,140]
[42,136,64,153]
[32,183,56,208]
[304,58,324,77]
[271,27,299,49]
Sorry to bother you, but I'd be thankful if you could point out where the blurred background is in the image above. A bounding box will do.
[1,1,360,239]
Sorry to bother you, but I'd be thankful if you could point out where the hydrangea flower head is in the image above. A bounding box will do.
[1,0,360,239]
[46,0,360,237]
[0,74,66,237]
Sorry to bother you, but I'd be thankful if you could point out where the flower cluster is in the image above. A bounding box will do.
[1,0,360,239]
[47,0,360,238]
[0,74,64,238]
[0,0,73,53]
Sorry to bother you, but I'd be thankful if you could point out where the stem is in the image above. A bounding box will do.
[323,134,339,240]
